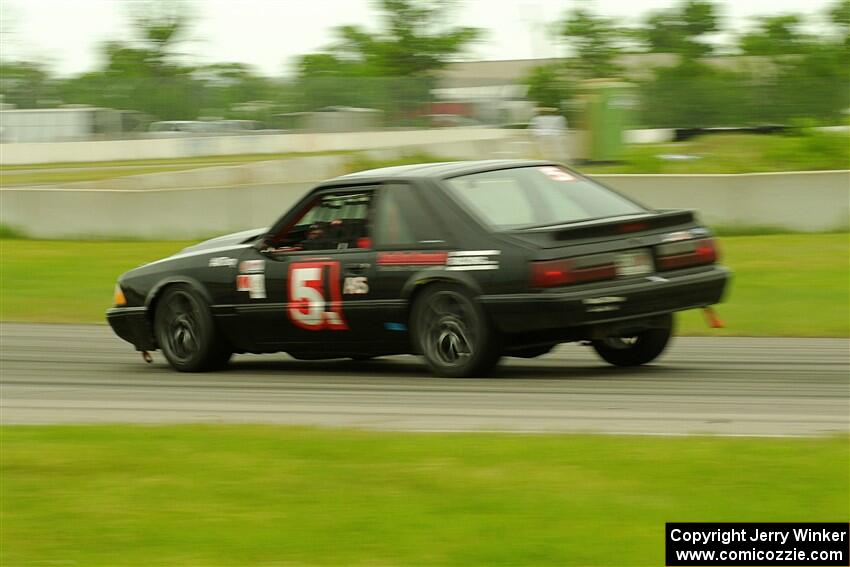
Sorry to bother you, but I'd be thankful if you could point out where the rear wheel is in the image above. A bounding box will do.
[154,285,232,372]
[411,284,501,378]
[591,313,673,367]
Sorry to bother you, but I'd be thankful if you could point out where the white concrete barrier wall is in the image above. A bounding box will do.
[1,170,847,238]
[0,183,313,239]
[598,171,850,231]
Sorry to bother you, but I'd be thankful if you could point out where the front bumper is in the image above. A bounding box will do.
[481,265,730,334]
[106,306,156,351]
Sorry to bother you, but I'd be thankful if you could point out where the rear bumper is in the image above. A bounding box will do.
[106,307,156,351]
[481,265,730,334]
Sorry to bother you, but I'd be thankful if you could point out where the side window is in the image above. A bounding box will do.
[272,191,373,252]
[373,183,446,247]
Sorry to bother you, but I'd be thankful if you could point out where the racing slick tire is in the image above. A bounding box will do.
[154,285,232,372]
[591,313,674,367]
[411,284,501,378]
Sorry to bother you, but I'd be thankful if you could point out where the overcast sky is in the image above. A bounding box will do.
[0,0,836,77]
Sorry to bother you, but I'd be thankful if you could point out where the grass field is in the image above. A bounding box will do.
[1,425,846,566]
[675,233,849,336]
[581,131,850,174]
[0,150,352,186]
[0,239,192,323]
[1,234,847,336]
[0,152,343,171]
[1,132,847,186]
[0,163,240,185]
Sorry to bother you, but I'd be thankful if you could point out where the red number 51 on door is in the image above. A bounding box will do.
[287,261,348,331]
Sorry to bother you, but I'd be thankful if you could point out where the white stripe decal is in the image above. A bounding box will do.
[449,250,502,257]
[445,250,501,271]
[446,265,500,271]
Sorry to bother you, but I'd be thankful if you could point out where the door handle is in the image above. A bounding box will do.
[346,263,371,274]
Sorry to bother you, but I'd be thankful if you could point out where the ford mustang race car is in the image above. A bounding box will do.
[107,160,730,377]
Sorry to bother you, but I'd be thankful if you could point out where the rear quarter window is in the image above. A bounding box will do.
[374,182,448,247]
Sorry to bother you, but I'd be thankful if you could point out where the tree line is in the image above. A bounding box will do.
[0,0,847,128]
[528,0,850,127]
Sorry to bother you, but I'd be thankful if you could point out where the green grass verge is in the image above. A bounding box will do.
[0,164,235,186]
[0,239,193,323]
[0,224,27,239]
[710,225,850,236]
[1,426,846,566]
[0,150,360,171]
[0,153,319,171]
[343,151,455,174]
[581,131,850,174]
[676,233,849,336]
[0,149,430,187]
[0,234,847,335]
[0,151,353,186]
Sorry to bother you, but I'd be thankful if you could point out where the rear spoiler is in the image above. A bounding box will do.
[552,210,696,241]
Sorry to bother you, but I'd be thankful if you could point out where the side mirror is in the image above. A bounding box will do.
[255,234,271,250]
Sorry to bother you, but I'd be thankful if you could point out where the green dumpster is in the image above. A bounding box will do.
[578,79,636,162]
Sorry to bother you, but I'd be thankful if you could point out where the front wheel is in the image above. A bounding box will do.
[411,284,501,378]
[591,314,674,367]
[154,285,232,372]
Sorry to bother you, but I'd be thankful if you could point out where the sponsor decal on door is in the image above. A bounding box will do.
[343,276,369,295]
[237,274,266,299]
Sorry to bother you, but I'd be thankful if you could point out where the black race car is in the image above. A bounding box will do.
[107,160,730,377]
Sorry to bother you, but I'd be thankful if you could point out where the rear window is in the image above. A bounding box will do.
[444,166,647,229]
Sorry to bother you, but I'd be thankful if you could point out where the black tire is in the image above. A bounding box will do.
[154,285,232,372]
[591,314,674,367]
[410,284,501,378]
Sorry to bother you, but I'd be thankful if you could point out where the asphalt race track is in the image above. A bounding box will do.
[1,323,848,436]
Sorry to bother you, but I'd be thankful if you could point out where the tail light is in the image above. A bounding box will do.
[530,259,616,288]
[656,238,718,271]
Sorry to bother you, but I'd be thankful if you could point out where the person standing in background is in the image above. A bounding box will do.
[529,107,569,164]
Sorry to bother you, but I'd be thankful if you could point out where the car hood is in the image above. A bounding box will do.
[178,227,268,254]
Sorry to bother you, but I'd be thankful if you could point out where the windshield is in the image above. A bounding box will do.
[444,166,647,229]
